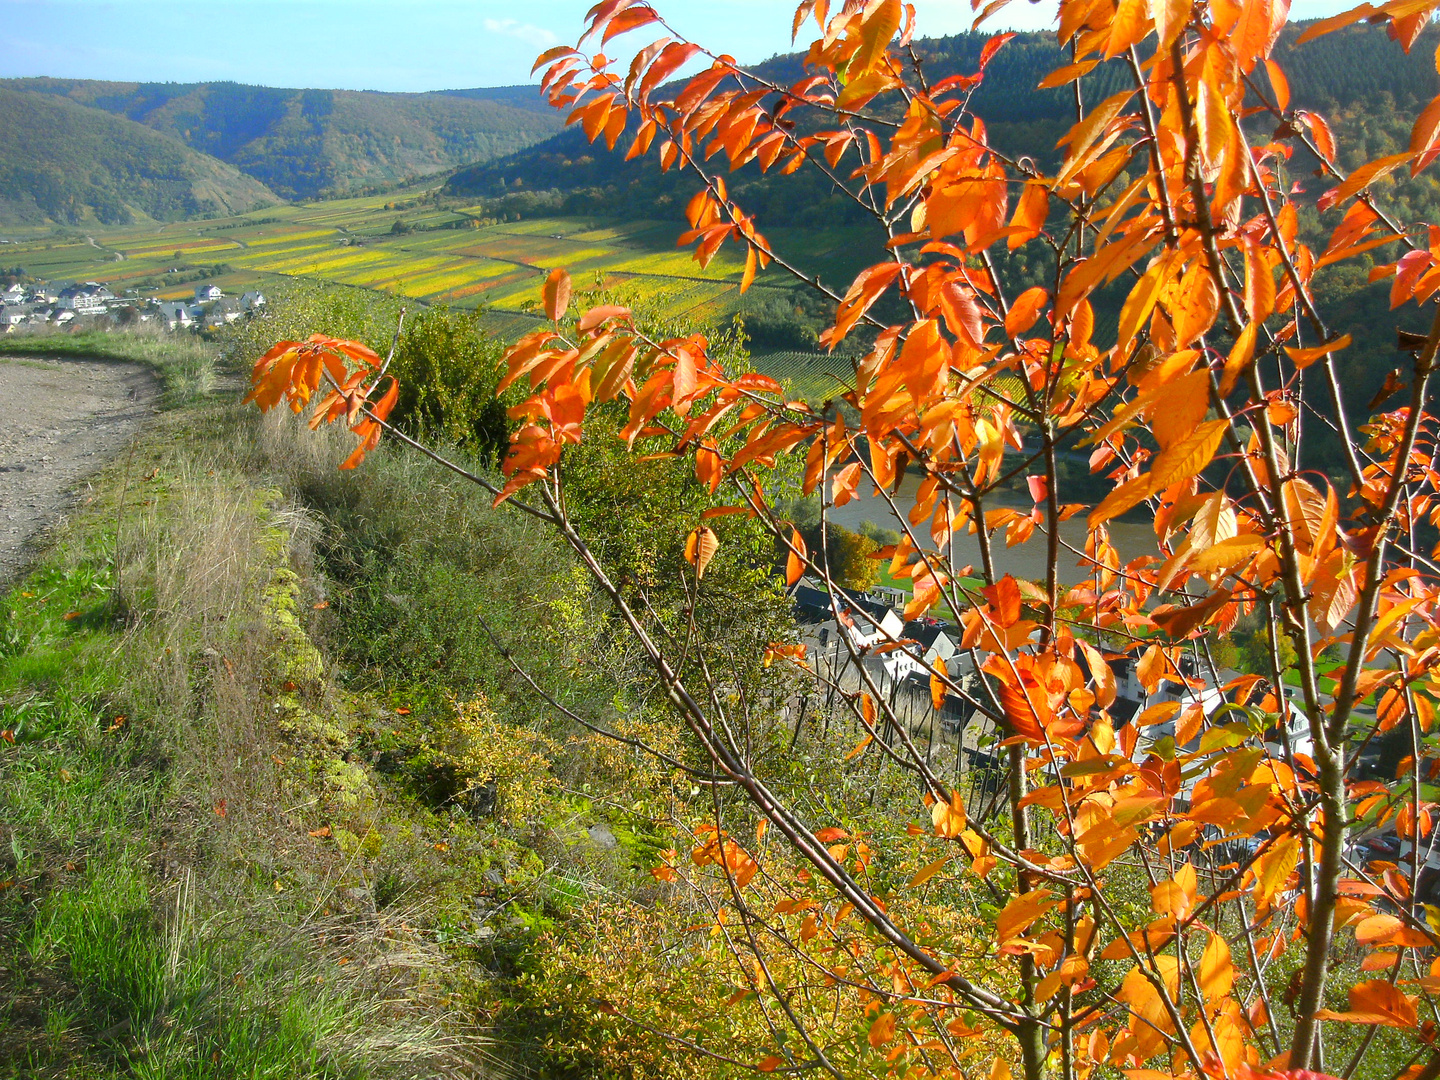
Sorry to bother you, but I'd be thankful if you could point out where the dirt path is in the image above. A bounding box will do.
[0,356,159,585]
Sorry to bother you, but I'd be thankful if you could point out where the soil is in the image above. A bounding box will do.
[0,356,159,585]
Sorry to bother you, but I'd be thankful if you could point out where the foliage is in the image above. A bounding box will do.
[826,524,881,593]
[248,3,1440,1080]
[384,306,511,462]
[793,512,882,592]
[436,693,559,825]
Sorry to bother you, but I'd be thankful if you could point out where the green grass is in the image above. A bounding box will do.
[0,400,492,1078]
[0,328,218,404]
[749,348,858,403]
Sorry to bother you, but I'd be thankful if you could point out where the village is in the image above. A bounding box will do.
[0,279,265,333]
[788,576,1412,891]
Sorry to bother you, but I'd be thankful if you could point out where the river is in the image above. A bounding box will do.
[822,469,1155,586]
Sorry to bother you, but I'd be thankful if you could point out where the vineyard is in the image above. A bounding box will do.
[746,349,858,402]
[2,190,883,400]
[0,194,822,328]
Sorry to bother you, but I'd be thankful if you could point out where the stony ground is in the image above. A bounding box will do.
[0,356,158,585]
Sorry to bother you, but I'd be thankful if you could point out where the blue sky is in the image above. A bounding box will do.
[0,0,1363,92]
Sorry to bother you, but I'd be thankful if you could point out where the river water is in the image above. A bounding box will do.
[822,470,1155,586]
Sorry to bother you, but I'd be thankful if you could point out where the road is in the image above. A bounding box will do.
[0,356,158,585]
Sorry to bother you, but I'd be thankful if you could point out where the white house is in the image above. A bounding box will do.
[1121,655,1313,764]
[240,291,266,310]
[157,301,193,329]
[2,284,25,305]
[194,283,223,301]
[58,282,113,315]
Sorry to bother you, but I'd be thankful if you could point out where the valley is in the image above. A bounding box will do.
[1,193,868,398]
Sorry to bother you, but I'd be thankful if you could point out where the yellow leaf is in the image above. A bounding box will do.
[997,888,1057,942]
[1244,245,1276,325]
[1117,251,1178,353]
[1199,932,1235,1001]
[930,656,948,711]
[1088,419,1229,528]
[1105,0,1150,57]
[909,855,950,888]
[1187,534,1264,577]
[853,0,902,74]
[543,267,572,322]
[1149,370,1211,451]
[684,526,720,578]
[1220,322,1257,396]
[1008,183,1050,249]
[1284,334,1352,369]
[931,790,967,837]
[1058,90,1134,167]
[1315,980,1419,1027]
[786,527,807,586]
[1149,0,1191,48]
[1253,833,1299,907]
[1411,92,1440,174]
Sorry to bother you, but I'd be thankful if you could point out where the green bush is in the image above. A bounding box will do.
[385,307,510,465]
[225,284,511,461]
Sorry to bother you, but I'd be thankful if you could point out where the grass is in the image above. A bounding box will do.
[0,385,494,1077]
[0,326,691,1078]
[0,326,218,405]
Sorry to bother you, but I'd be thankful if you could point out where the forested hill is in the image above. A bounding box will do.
[0,78,564,200]
[0,88,279,226]
[446,20,1440,220]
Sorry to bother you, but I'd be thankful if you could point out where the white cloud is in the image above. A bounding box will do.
[482,17,559,50]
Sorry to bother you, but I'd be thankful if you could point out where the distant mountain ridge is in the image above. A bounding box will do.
[446,21,1440,219]
[0,87,278,226]
[0,78,564,200]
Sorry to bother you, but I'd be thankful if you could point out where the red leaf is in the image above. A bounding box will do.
[979,31,1016,69]
[602,5,659,44]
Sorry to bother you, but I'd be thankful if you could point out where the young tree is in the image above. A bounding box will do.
[247,1,1440,1077]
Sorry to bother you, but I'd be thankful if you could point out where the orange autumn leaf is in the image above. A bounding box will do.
[1315,980,1419,1027]
[543,267,572,322]
[685,526,720,579]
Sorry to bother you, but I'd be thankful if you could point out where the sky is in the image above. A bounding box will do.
[0,0,1366,93]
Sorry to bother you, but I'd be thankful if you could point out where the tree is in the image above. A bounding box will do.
[827,523,881,592]
[246,2,1440,1079]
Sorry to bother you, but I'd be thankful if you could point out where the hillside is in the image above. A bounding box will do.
[447,21,1440,217]
[0,78,565,200]
[0,88,279,226]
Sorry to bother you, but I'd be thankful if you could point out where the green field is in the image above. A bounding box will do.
[0,196,828,334]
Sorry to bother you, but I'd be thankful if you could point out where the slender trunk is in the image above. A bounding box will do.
[1017,1016,1048,1080]
[1289,743,1347,1068]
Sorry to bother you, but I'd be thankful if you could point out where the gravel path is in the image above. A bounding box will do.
[0,356,159,585]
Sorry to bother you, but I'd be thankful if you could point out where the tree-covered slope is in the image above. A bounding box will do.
[0,78,565,200]
[446,21,1439,216]
[0,88,279,226]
